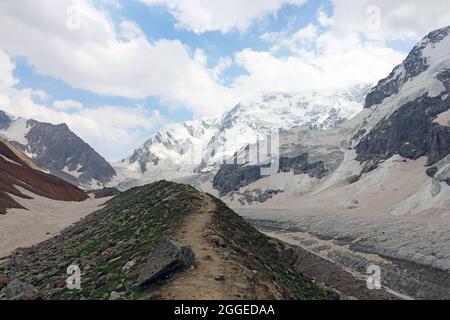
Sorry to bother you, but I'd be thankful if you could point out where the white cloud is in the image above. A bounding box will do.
[317,7,333,27]
[231,0,450,99]
[329,0,450,41]
[0,50,18,89]
[0,0,235,117]
[53,99,84,111]
[1,0,450,162]
[0,49,164,160]
[261,23,318,53]
[233,21,406,99]
[140,0,307,33]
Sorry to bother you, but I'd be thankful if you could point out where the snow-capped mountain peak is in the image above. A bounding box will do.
[113,85,372,188]
[0,110,116,189]
[365,26,450,109]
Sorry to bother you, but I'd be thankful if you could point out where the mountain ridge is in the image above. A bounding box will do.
[0,110,116,190]
[0,181,335,300]
[112,84,371,189]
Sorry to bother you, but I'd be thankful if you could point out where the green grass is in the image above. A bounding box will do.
[210,197,336,300]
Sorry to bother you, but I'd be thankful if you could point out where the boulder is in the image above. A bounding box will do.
[346,175,361,185]
[137,239,195,287]
[426,167,438,178]
[206,234,225,247]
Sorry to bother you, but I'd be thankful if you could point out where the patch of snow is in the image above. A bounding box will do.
[0,187,111,258]
[434,109,450,126]
[79,178,103,191]
[0,118,32,146]
[62,164,83,178]
[0,154,22,166]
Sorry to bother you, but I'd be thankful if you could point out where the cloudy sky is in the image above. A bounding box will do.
[0,0,449,160]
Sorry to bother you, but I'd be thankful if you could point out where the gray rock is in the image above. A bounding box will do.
[0,110,11,129]
[346,175,361,185]
[122,260,136,273]
[427,167,439,178]
[25,120,116,187]
[2,280,35,300]
[206,234,225,247]
[357,77,450,169]
[279,153,328,178]
[109,291,125,300]
[137,239,195,287]
[213,164,262,196]
[0,112,116,188]
[365,26,450,108]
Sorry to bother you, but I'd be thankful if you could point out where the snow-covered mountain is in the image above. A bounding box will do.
[219,25,450,216]
[0,110,116,189]
[112,84,371,189]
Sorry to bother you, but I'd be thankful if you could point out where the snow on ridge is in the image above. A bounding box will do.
[123,85,371,180]
[0,118,32,146]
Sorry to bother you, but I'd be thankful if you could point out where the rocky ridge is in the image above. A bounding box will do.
[0,181,333,300]
[0,110,116,189]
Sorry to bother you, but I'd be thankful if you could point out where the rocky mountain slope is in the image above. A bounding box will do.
[0,110,116,189]
[211,26,450,298]
[111,85,371,190]
[0,137,87,214]
[0,181,334,300]
[215,25,450,212]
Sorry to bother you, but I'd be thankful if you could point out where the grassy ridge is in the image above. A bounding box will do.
[0,181,334,300]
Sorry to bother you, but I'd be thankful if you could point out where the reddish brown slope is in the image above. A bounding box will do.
[0,139,88,214]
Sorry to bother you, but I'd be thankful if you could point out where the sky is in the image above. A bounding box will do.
[0,0,450,160]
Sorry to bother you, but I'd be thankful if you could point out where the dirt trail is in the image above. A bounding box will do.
[159,194,261,300]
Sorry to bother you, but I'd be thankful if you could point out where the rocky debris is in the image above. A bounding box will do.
[137,239,195,287]
[230,189,284,205]
[244,212,450,300]
[1,280,36,300]
[205,234,226,247]
[88,187,120,199]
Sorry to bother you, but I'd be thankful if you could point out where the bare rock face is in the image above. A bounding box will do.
[0,111,116,189]
[137,239,195,287]
[365,26,450,109]
[213,164,262,196]
[356,70,450,171]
